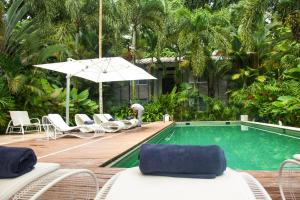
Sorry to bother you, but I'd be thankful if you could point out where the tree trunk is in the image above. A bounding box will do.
[207,72,215,98]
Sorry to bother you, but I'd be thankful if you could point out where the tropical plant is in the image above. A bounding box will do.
[184,0,240,10]
[110,105,134,120]
[285,65,300,80]
[115,0,165,99]
[174,7,232,97]
[1,0,300,129]
[230,80,300,126]
[0,81,15,129]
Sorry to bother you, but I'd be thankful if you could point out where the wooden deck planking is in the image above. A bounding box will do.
[3,121,282,200]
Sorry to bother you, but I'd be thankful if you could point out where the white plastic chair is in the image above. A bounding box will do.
[6,111,41,135]
[279,154,300,200]
[41,114,105,139]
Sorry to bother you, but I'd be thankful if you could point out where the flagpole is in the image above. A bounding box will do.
[99,0,103,114]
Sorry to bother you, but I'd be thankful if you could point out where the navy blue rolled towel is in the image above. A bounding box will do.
[0,146,37,178]
[139,144,226,178]
[84,120,94,125]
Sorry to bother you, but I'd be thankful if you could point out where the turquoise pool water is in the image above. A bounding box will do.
[111,123,300,170]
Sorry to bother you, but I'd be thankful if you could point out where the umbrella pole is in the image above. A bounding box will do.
[99,82,103,113]
[99,0,103,114]
[66,75,71,124]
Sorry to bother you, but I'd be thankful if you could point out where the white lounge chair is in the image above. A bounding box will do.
[94,114,137,130]
[104,114,139,129]
[0,162,98,200]
[75,114,123,133]
[41,114,106,139]
[95,167,271,200]
[6,111,41,135]
[93,114,126,130]
[279,154,300,200]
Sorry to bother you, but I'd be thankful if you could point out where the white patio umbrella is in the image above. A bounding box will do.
[34,57,156,124]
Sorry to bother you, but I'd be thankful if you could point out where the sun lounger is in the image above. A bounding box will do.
[95,167,271,200]
[41,114,106,139]
[75,114,123,132]
[104,114,139,129]
[94,114,137,130]
[279,154,300,200]
[6,111,41,135]
[93,114,126,130]
[0,162,98,200]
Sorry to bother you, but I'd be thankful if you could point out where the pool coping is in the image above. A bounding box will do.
[242,120,300,138]
[243,120,300,132]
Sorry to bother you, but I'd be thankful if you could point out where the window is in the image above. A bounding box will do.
[136,80,148,85]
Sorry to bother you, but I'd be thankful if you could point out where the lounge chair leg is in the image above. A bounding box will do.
[5,126,10,135]
[21,126,25,135]
[5,120,13,134]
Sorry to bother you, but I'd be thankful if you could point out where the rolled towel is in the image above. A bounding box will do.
[139,144,226,178]
[108,118,115,121]
[84,120,94,125]
[0,146,37,178]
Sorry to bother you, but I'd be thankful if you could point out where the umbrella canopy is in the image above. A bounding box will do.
[34,57,156,124]
[35,57,156,82]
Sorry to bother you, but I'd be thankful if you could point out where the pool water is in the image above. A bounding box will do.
[111,124,300,170]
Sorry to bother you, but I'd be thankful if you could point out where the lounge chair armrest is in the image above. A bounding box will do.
[30,118,41,124]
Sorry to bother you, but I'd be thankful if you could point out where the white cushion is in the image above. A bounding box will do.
[104,167,256,200]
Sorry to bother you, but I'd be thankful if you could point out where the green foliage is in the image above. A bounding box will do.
[110,83,239,122]
[110,106,134,120]
[0,82,15,128]
[285,65,300,80]
[0,0,300,130]
[199,96,239,120]
[230,80,300,126]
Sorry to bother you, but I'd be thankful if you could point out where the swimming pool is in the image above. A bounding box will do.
[110,122,300,170]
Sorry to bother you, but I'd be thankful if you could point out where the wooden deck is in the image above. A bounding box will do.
[4,121,281,199]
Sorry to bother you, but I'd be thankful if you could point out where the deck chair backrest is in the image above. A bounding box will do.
[75,114,92,126]
[104,114,114,121]
[48,114,70,131]
[94,114,109,124]
[10,111,31,126]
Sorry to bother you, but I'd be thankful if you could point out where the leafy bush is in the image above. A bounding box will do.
[0,84,15,130]
[110,83,239,122]
[230,80,300,126]
[109,105,134,120]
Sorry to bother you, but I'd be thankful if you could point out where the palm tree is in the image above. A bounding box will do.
[0,0,70,65]
[115,0,165,99]
[239,0,300,48]
[184,0,239,10]
[117,0,165,61]
[175,7,232,97]
[0,2,4,50]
